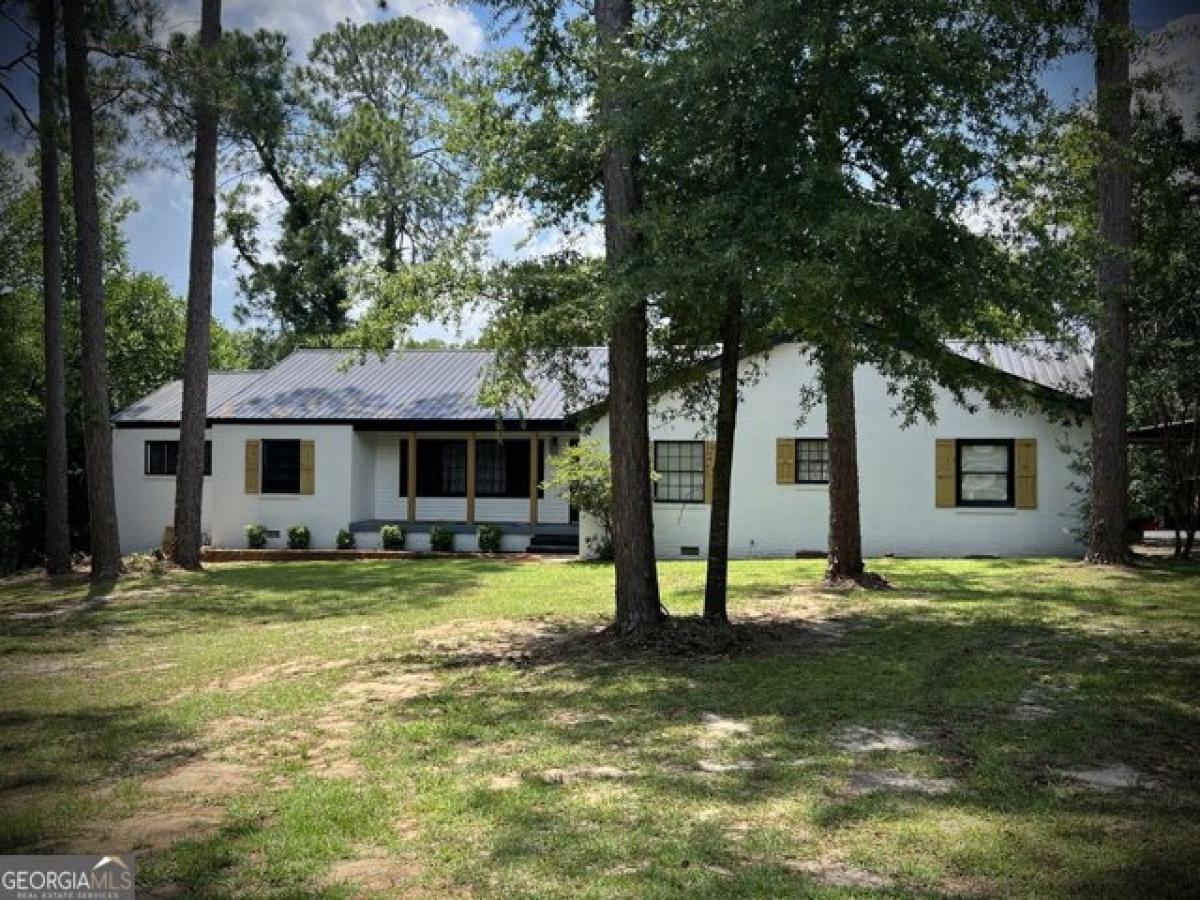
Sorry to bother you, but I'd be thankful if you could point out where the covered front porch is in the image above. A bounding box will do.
[348,427,580,553]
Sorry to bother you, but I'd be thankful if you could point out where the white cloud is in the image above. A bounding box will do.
[158,0,484,55]
[484,199,603,263]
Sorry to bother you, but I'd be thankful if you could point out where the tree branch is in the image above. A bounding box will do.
[0,79,35,131]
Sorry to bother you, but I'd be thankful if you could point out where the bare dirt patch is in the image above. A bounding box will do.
[837,726,926,753]
[846,770,958,797]
[337,669,442,704]
[699,713,752,746]
[405,610,859,671]
[697,759,758,773]
[65,805,225,854]
[784,858,895,889]
[323,852,421,896]
[5,596,112,620]
[539,765,635,784]
[146,760,255,797]
[1014,688,1056,721]
[1056,763,1160,791]
[222,657,351,692]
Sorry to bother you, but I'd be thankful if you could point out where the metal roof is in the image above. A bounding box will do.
[943,340,1091,398]
[112,370,267,423]
[113,340,1088,426]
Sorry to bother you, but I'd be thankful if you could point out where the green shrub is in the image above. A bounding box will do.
[430,524,454,552]
[245,523,267,550]
[286,525,311,550]
[336,528,356,550]
[585,533,614,561]
[380,524,406,550]
[477,524,502,553]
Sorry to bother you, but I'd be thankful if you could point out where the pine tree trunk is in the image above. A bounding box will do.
[596,0,661,635]
[823,346,867,583]
[172,0,223,570]
[62,0,121,580]
[703,283,742,623]
[1086,0,1133,565]
[38,0,71,576]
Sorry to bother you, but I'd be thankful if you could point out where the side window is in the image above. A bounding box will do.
[794,439,829,484]
[145,440,211,476]
[956,440,1014,507]
[653,441,705,503]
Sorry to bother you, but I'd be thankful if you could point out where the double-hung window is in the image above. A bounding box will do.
[794,439,829,484]
[654,440,705,503]
[145,440,211,476]
[956,439,1014,507]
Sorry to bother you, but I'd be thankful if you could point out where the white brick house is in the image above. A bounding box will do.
[112,341,1090,558]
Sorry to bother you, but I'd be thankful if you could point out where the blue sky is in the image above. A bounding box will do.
[3,1,1198,340]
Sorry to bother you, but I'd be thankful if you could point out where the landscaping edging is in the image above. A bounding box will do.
[200,548,557,563]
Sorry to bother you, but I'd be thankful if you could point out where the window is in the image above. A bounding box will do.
[398,438,408,496]
[417,439,467,497]
[145,440,211,476]
[475,439,532,499]
[794,439,829,484]
[261,439,301,494]
[956,439,1014,507]
[654,440,704,503]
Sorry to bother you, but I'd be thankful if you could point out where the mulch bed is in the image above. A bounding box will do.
[199,548,551,563]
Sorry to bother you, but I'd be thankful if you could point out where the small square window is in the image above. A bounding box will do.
[794,439,829,484]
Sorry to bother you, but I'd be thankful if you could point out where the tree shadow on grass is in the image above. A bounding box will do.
[0,560,500,647]
[376,603,1200,897]
[0,705,194,853]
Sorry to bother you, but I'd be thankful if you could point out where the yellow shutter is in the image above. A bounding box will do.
[775,438,795,484]
[935,439,956,508]
[299,440,316,495]
[244,440,260,494]
[1015,439,1037,509]
[703,440,716,503]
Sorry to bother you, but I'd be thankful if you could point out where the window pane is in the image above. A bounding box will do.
[795,439,829,483]
[960,473,1008,502]
[655,440,704,501]
[476,440,507,496]
[443,442,466,495]
[960,444,1008,473]
[262,440,301,493]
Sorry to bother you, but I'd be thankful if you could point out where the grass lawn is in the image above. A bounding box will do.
[1,556,1198,898]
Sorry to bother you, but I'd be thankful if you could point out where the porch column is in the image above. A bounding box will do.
[529,433,539,525]
[466,432,476,523]
[406,431,417,522]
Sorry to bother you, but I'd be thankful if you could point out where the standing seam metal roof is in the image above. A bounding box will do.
[112,370,267,423]
[112,341,1088,425]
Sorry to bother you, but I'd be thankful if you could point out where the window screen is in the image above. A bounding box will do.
[654,441,705,503]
